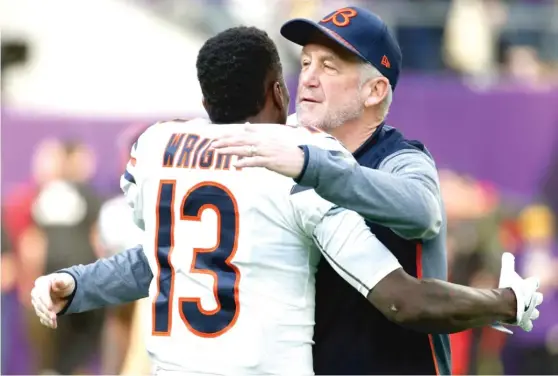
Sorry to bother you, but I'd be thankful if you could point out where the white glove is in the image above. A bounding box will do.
[492,252,543,334]
[30,272,76,329]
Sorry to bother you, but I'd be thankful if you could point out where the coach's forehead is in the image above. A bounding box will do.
[301,34,361,63]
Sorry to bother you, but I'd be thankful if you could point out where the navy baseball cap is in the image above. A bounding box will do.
[280,6,402,90]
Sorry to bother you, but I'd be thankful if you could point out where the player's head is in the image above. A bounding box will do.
[281,6,401,130]
[197,26,289,125]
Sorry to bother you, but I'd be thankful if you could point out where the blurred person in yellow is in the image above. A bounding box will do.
[443,0,504,77]
[501,204,558,375]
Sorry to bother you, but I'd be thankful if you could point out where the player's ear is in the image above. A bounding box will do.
[364,77,388,108]
[271,81,285,112]
[202,97,209,114]
[271,80,289,124]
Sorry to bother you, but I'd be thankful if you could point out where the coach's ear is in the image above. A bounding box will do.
[364,76,389,108]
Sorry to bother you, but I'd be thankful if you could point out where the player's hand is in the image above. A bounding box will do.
[30,272,76,329]
[210,124,305,178]
[492,252,543,334]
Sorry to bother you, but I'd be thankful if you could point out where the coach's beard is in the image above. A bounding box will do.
[296,99,364,131]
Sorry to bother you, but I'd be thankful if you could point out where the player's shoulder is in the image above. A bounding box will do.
[146,118,250,139]
[287,129,351,160]
[134,118,231,151]
[140,118,210,137]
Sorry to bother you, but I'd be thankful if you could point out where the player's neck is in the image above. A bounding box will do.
[244,113,275,124]
[328,119,382,153]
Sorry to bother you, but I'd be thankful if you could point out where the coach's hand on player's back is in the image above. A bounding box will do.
[211,124,305,178]
[31,272,75,329]
[492,252,544,334]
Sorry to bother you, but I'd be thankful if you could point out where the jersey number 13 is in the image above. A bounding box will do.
[152,180,241,338]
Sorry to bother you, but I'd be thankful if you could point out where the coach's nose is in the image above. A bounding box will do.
[299,64,320,89]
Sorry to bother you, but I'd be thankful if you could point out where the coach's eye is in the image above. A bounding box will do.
[301,59,311,68]
[324,63,337,72]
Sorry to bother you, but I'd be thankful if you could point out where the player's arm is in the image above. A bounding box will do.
[368,267,514,333]
[57,245,152,315]
[297,146,442,240]
[313,208,540,334]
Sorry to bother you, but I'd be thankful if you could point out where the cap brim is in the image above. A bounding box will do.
[280,19,366,62]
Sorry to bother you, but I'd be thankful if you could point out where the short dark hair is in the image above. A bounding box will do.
[196,26,283,124]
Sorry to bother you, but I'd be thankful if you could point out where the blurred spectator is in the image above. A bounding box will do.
[2,139,67,373]
[397,0,451,72]
[2,225,17,302]
[3,139,66,305]
[29,140,105,374]
[1,224,21,374]
[502,205,558,374]
[542,129,558,218]
[440,170,506,374]
[503,45,546,86]
[444,0,505,77]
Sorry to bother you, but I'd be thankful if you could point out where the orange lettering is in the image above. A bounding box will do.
[320,8,358,27]
[163,133,186,167]
[177,134,201,168]
[163,133,237,171]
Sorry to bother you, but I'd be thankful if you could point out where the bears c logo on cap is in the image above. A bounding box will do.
[320,8,358,27]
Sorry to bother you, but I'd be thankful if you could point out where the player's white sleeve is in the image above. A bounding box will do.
[311,207,402,296]
[120,140,145,230]
[291,184,401,297]
[287,134,400,296]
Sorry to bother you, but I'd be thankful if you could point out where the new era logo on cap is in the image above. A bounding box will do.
[280,6,402,90]
[381,55,391,69]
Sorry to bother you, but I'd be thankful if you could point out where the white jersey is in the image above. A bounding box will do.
[121,118,401,375]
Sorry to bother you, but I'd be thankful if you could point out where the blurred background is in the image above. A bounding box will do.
[2,0,558,374]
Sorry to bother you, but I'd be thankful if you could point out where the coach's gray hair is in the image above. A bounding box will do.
[359,63,393,120]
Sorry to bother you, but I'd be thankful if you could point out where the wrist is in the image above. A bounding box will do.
[498,287,518,323]
[55,270,78,316]
[294,145,310,183]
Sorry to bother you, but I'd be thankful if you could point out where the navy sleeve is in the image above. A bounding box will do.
[297,146,443,240]
[58,245,152,315]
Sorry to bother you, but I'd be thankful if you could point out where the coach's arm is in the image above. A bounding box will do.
[57,245,152,315]
[297,146,442,240]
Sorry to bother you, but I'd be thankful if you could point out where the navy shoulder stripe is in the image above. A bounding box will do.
[290,184,313,195]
